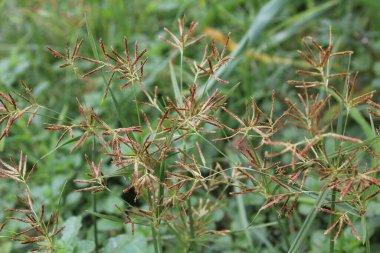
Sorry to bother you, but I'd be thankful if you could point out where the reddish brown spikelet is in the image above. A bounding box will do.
[160,17,205,50]
[259,194,288,211]
[71,132,89,153]
[297,50,315,66]
[81,65,105,78]
[323,133,363,143]
[270,176,290,191]
[47,47,68,61]
[367,99,380,109]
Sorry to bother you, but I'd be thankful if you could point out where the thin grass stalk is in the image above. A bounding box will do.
[85,15,129,128]
[156,161,166,220]
[91,137,99,253]
[182,135,198,252]
[329,190,336,253]
[24,184,55,251]
[276,215,291,250]
[109,88,129,127]
[148,187,162,253]
[366,221,371,253]
[194,131,234,166]
[235,188,254,249]
[342,53,352,136]
[151,223,161,253]
[93,194,99,253]
[200,77,211,101]
[288,189,329,253]
[169,62,183,105]
[133,81,141,126]
[180,50,184,95]
[186,197,198,253]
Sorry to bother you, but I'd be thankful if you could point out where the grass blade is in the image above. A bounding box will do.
[350,108,373,139]
[269,1,338,46]
[85,210,124,223]
[288,189,329,253]
[199,0,289,95]
[84,14,129,127]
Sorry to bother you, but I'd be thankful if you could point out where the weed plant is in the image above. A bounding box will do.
[0,17,379,253]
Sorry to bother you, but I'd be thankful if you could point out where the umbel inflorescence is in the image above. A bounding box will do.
[0,18,379,252]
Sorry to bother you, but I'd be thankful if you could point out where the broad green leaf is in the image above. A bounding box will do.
[61,216,82,243]
[75,240,95,253]
[101,233,152,253]
[200,0,290,95]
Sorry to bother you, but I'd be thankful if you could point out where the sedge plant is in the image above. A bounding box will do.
[0,18,379,253]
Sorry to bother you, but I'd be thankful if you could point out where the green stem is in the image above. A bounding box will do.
[93,194,99,253]
[156,161,166,221]
[288,189,329,253]
[181,135,198,252]
[133,81,141,126]
[366,220,371,253]
[180,50,183,93]
[235,188,254,249]
[329,189,336,253]
[147,187,162,253]
[187,196,198,253]
[92,137,99,253]
[194,131,235,166]
[151,224,161,253]
[276,215,291,250]
[109,88,129,127]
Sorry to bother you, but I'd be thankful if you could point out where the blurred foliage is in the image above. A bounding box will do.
[0,0,379,252]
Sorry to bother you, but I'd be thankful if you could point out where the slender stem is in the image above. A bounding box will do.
[133,81,141,126]
[92,137,99,253]
[151,224,161,253]
[180,49,183,94]
[329,189,336,253]
[288,189,329,253]
[366,220,371,253]
[194,131,236,166]
[109,88,129,127]
[235,187,254,249]
[156,161,166,221]
[39,105,74,122]
[181,135,198,252]
[24,184,54,250]
[192,69,200,85]
[200,77,211,100]
[147,187,162,253]
[187,196,198,253]
[276,215,291,250]
[93,194,99,253]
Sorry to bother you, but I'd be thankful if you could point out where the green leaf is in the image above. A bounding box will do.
[98,219,124,232]
[350,108,373,139]
[101,233,151,253]
[75,240,95,253]
[61,216,82,244]
[269,0,338,46]
[201,0,290,94]
[361,216,367,245]
[0,241,12,253]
